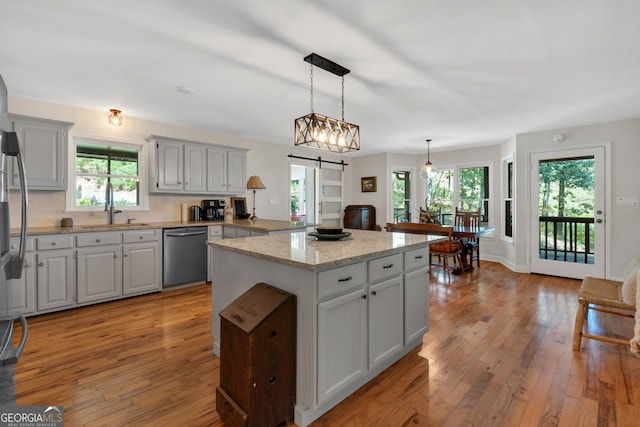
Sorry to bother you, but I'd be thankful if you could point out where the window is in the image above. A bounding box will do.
[72,138,142,210]
[392,171,411,223]
[427,165,491,226]
[504,160,513,238]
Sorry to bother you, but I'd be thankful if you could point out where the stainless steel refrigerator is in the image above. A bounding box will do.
[0,74,29,406]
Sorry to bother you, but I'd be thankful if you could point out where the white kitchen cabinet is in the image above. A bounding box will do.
[148,135,246,195]
[404,267,430,344]
[207,226,222,282]
[9,237,36,315]
[184,144,207,192]
[226,150,246,193]
[155,139,184,191]
[122,229,161,295]
[317,287,367,405]
[368,276,404,369]
[77,245,123,304]
[206,147,247,194]
[36,249,75,312]
[8,114,73,190]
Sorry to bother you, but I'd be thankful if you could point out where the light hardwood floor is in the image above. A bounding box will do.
[14,262,640,426]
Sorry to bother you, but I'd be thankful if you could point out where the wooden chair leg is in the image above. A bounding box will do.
[573,300,587,351]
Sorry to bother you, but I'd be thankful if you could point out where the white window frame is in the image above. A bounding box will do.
[501,154,514,243]
[66,136,149,212]
[423,160,494,229]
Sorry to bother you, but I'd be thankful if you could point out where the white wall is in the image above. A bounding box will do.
[7,96,350,227]
[514,117,640,279]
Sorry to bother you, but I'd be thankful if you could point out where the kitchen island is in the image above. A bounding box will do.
[208,229,442,426]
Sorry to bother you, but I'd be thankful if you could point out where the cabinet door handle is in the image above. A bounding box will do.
[96,238,101,243]
[338,276,352,282]
[361,294,367,300]
[414,255,423,259]
[51,242,57,246]
[124,254,128,257]
[383,263,394,269]
[38,262,44,267]
[371,290,377,296]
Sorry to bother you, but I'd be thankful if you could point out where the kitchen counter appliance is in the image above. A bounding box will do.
[202,199,225,221]
[163,227,207,288]
[1,74,29,406]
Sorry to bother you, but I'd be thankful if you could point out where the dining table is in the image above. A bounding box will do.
[451,225,494,272]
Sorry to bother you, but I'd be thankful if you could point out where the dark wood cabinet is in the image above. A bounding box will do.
[344,205,376,230]
[216,283,296,427]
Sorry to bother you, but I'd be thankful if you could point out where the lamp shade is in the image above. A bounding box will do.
[420,161,436,178]
[246,175,266,190]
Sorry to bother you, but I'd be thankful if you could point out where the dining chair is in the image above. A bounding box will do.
[454,207,481,267]
[385,222,462,284]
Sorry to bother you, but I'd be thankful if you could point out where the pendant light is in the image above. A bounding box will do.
[420,139,436,178]
[294,53,360,153]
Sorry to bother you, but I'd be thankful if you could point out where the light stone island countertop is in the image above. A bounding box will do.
[208,228,444,271]
[11,218,309,237]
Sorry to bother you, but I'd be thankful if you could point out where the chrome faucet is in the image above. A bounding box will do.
[105,181,122,224]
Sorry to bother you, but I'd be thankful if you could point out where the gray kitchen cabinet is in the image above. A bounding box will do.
[207,226,222,282]
[122,230,161,295]
[184,144,207,193]
[148,135,246,195]
[403,247,430,344]
[206,147,247,194]
[367,276,403,370]
[154,138,184,191]
[317,286,367,405]
[9,237,36,315]
[76,232,123,304]
[8,114,73,190]
[36,243,76,312]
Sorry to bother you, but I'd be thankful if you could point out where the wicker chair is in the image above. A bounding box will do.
[572,276,636,351]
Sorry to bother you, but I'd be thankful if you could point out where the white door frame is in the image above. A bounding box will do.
[527,143,611,279]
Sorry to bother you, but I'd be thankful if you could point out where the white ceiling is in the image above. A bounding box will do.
[2,0,640,156]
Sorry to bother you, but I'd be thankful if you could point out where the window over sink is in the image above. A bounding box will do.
[67,137,148,211]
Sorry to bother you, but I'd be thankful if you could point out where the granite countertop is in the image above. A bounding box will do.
[208,228,443,270]
[11,218,309,236]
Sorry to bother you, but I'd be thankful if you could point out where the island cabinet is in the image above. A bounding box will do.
[210,229,438,427]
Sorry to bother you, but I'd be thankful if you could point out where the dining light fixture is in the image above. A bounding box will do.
[420,139,436,178]
[108,109,123,126]
[246,175,266,221]
[294,53,360,153]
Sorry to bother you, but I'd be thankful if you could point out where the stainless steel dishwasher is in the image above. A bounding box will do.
[163,227,208,288]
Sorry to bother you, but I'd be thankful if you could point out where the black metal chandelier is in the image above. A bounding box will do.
[294,53,360,153]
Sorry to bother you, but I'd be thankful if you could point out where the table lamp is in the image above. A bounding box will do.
[246,175,266,221]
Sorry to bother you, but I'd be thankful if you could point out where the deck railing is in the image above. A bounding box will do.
[539,216,594,264]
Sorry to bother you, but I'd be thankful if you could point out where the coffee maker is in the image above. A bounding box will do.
[202,199,226,221]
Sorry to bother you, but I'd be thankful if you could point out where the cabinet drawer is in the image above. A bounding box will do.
[223,227,236,238]
[10,236,33,252]
[368,253,403,282]
[123,229,160,243]
[235,228,251,238]
[208,226,222,237]
[317,262,366,300]
[404,247,429,271]
[76,232,121,247]
[36,235,74,250]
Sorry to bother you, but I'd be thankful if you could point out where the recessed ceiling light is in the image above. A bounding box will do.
[175,86,196,95]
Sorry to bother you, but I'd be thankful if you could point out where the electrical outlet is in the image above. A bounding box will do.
[616,196,639,207]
